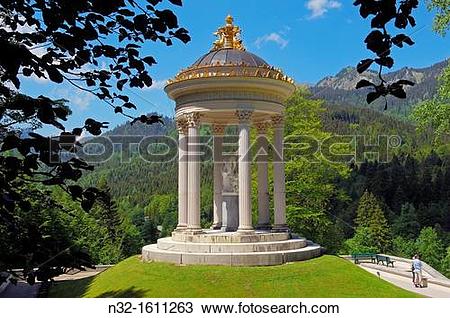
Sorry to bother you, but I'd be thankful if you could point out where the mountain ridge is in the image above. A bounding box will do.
[311,59,448,116]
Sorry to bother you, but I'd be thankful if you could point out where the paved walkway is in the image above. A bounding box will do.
[0,267,109,298]
[0,282,40,298]
[359,264,450,298]
[53,268,107,281]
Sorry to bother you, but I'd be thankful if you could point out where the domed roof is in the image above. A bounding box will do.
[191,48,269,68]
[166,15,294,86]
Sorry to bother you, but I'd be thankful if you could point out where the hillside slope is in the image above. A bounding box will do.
[48,255,421,298]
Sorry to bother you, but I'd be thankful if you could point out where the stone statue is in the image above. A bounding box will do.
[211,15,245,51]
[221,153,239,231]
[222,154,238,193]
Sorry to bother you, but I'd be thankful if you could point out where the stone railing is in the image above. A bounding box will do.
[340,254,450,288]
[377,254,449,281]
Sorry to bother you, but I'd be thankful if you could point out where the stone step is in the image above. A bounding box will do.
[171,230,290,243]
[157,237,307,253]
[142,242,322,266]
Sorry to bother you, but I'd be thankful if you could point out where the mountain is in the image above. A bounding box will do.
[104,114,174,137]
[321,104,436,151]
[311,59,448,117]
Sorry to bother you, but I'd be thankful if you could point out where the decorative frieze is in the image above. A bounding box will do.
[185,112,201,127]
[271,114,285,128]
[175,90,285,108]
[235,109,253,123]
[255,121,270,134]
[212,124,226,135]
[176,117,188,134]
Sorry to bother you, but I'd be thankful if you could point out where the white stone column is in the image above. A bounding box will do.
[176,118,188,230]
[235,109,254,233]
[212,124,225,230]
[255,122,271,230]
[186,112,202,233]
[272,115,288,232]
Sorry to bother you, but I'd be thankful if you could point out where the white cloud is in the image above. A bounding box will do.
[51,87,95,111]
[70,91,95,110]
[255,32,289,50]
[306,0,342,19]
[144,79,168,91]
[29,72,50,84]
[279,25,292,36]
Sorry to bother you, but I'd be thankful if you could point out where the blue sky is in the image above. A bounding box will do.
[21,0,450,134]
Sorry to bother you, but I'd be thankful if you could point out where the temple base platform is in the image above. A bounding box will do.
[142,230,321,266]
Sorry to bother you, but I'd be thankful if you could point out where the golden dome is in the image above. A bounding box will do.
[166,16,294,86]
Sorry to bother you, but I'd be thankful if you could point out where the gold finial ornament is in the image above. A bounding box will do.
[212,15,245,51]
[165,16,296,86]
[225,14,233,25]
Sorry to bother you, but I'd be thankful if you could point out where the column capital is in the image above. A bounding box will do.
[185,112,201,127]
[212,123,226,135]
[271,114,285,128]
[255,121,270,134]
[176,117,188,134]
[235,109,253,124]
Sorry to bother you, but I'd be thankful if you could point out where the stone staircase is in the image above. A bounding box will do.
[142,231,322,266]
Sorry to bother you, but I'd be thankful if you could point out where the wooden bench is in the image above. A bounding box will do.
[351,253,376,264]
[376,255,395,267]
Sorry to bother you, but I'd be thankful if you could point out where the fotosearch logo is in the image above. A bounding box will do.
[55,134,402,165]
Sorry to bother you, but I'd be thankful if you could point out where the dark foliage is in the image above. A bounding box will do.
[354,0,419,109]
[0,0,189,282]
[0,185,95,285]
[338,152,450,237]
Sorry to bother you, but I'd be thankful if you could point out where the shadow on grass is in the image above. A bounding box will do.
[49,276,148,298]
[95,288,148,298]
[49,276,94,298]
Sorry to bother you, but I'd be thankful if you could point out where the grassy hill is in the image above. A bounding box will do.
[48,256,420,298]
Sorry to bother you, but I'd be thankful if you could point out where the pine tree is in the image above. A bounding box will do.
[416,227,445,270]
[420,168,433,205]
[392,203,420,239]
[441,247,450,278]
[93,175,123,241]
[344,227,378,254]
[432,170,445,202]
[404,155,419,204]
[391,186,407,214]
[355,191,391,253]
[355,190,372,226]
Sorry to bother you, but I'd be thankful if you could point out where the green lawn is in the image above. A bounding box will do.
[49,255,420,298]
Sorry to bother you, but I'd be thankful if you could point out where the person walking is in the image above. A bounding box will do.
[412,254,423,288]
[411,255,416,286]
